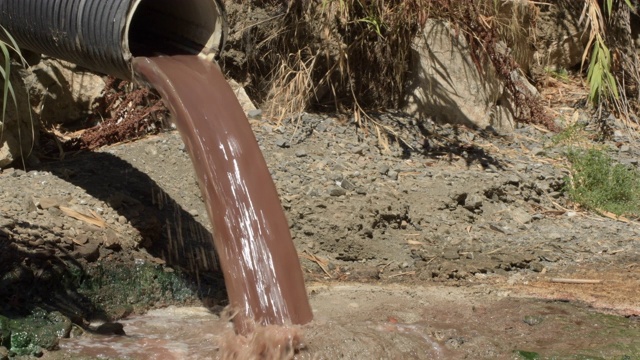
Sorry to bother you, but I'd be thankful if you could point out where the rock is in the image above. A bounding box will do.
[405,19,518,133]
[534,1,588,71]
[0,217,15,228]
[339,179,356,191]
[95,322,126,335]
[531,147,545,156]
[329,187,347,197]
[387,170,399,181]
[0,346,7,360]
[529,262,544,272]
[23,58,105,126]
[295,150,308,157]
[442,248,459,260]
[523,315,544,326]
[24,197,38,213]
[463,194,483,211]
[37,196,64,210]
[510,207,533,224]
[75,242,100,262]
[247,109,262,119]
[275,138,290,148]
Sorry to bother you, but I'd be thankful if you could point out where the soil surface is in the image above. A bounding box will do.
[40,284,640,359]
[1,99,640,358]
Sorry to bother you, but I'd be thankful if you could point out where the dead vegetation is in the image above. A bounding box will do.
[222,0,639,133]
[40,1,640,152]
[64,78,168,151]
[222,0,553,127]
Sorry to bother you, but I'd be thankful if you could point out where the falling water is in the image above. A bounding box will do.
[133,55,313,333]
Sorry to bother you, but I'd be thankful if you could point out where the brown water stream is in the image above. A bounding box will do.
[44,283,640,359]
[132,55,313,333]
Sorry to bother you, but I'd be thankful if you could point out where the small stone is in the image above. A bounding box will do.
[295,150,308,157]
[619,144,631,153]
[523,315,544,326]
[0,345,8,360]
[445,337,465,349]
[275,138,290,148]
[387,170,399,180]
[111,306,133,320]
[103,229,121,250]
[442,248,459,260]
[0,217,15,228]
[339,179,356,191]
[549,191,563,199]
[529,262,544,272]
[548,232,562,241]
[145,145,158,156]
[95,322,126,335]
[378,165,390,175]
[506,175,520,185]
[329,187,347,197]
[463,194,483,211]
[38,196,63,209]
[75,243,100,262]
[73,234,89,245]
[24,197,38,212]
[510,207,533,224]
[247,109,262,119]
[531,147,545,156]
[352,145,366,155]
[355,187,367,195]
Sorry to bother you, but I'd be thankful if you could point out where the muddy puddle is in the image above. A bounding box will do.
[42,283,639,359]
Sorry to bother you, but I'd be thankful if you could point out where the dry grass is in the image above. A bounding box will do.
[223,0,557,132]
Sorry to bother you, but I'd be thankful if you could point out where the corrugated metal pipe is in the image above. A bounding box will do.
[0,0,227,80]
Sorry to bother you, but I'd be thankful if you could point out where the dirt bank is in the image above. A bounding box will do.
[1,104,639,357]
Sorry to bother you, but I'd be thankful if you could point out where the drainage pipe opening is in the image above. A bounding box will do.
[126,0,226,60]
[0,0,226,80]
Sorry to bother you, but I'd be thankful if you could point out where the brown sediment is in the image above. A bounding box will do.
[218,324,304,360]
[132,55,313,333]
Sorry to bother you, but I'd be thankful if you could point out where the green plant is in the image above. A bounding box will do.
[0,26,34,166]
[566,148,640,217]
[581,0,635,106]
[545,67,570,82]
[551,122,587,145]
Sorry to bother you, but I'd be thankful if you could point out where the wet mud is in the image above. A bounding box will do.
[43,284,640,359]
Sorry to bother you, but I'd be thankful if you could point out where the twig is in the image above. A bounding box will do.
[550,278,602,284]
[301,251,332,277]
[486,246,505,255]
[388,271,415,278]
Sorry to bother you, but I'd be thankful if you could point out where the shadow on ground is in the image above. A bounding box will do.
[1,150,226,323]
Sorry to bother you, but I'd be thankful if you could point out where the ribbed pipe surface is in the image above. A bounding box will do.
[0,0,225,79]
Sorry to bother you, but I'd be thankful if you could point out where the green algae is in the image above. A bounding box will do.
[516,308,640,360]
[79,262,201,319]
[0,259,208,358]
[0,308,73,357]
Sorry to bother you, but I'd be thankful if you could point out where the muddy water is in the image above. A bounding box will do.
[132,55,312,332]
[46,284,640,359]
